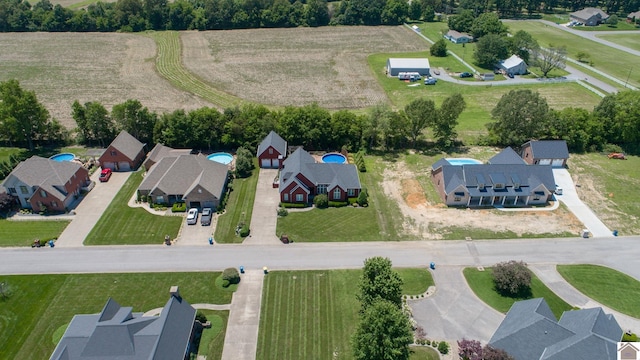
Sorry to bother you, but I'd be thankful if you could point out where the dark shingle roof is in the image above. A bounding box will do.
[280,148,361,191]
[144,144,192,170]
[257,131,287,157]
[571,7,609,20]
[489,147,527,165]
[524,140,570,160]
[109,131,145,161]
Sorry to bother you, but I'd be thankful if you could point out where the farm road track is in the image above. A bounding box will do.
[145,31,244,109]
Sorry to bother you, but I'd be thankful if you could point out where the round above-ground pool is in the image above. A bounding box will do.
[445,158,482,166]
[207,152,234,165]
[50,153,76,162]
[322,153,347,164]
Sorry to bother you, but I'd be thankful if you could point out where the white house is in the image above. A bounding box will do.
[386,58,430,77]
[497,55,527,75]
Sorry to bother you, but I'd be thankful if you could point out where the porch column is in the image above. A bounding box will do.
[514,196,518,205]
[502,197,506,205]
[479,196,483,206]
[491,196,495,205]
[525,196,529,205]
[467,196,471,207]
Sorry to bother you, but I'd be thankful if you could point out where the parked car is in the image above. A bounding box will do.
[432,69,440,75]
[459,72,473,78]
[424,77,437,85]
[555,186,563,195]
[507,72,514,79]
[99,168,112,182]
[201,208,212,226]
[186,208,199,225]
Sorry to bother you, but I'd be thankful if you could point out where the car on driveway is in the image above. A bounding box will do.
[507,72,514,79]
[201,208,212,226]
[460,72,473,78]
[99,168,112,182]
[186,208,199,225]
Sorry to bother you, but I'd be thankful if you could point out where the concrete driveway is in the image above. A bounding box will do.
[243,168,280,245]
[176,214,214,246]
[55,171,131,247]
[552,168,613,238]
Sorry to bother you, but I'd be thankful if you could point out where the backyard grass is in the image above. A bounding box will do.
[84,170,182,245]
[557,264,640,318]
[409,346,441,359]
[596,33,640,52]
[396,268,435,295]
[573,22,640,31]
[463,267,572,319]
[0,219,70,247]
[506,21,640,88]
[214,161,259,244]
[0,272,232,360]
[195,310,229,360]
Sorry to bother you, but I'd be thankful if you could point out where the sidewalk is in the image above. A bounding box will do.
[221,269,265,360]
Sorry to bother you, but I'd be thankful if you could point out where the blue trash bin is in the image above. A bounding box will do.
[49,240,55,248]
[429,262,436,270]
[208,237,213,245]
[613,230,618,236]
[240,266,245,274]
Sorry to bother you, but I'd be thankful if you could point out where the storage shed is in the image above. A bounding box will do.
[497,55,527,75]
[387,58,430,77]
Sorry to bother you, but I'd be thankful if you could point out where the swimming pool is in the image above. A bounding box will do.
[50,153,76,162]
[207,152,234,165]
[445,158,482,166]
[322,153,347,164]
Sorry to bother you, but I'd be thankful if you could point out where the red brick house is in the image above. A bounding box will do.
[279,148,361,204]
[521,140,569,167]
[99,130,145,171]
[1,156,91,212]
[257,131,287,169]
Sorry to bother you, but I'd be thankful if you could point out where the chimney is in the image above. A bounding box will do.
[170,286,181,300]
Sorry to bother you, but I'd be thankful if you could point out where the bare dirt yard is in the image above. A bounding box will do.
[181,26,428,109]
[381,159,583,239]
[0,32,210,128]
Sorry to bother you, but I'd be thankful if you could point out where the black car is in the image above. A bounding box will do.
[507,72,514,79]
[201,208,212,226]
[459,72,473,78]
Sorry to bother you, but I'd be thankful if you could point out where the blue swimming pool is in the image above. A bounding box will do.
[50,153,76,162]
[322,153,347,164]
[445,158,482,166]
[207,152,233,165]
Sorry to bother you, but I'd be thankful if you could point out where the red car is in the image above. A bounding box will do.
[99,168,112,182]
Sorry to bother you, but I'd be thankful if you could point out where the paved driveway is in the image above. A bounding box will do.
[553,168,612,238]
[55,171,131,247]
[243,168,280,245]
[176,214,214,246]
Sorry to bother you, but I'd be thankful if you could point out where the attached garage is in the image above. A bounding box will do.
[538,159,551,165]
[102,162,116,170]
[261,158,279,168]
[551,159,564,167]
[118,162,131,171]
[387,58,431,77]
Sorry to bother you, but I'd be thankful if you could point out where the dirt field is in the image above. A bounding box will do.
[181,26,428,109]
[0,32,210,128]
[381,159,583,239]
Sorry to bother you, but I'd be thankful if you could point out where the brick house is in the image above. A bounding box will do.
[521,140,569,167]
[257,131,287,169]
[99,130,145,171]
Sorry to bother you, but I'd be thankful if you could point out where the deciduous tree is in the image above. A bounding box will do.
[357,256,403,310]
[474,34,509,69]
[352,300,413,360]
[433,93,465,148]
[508,30,539,64]
[533,45,567,77]
[112,99,157,145]
[487,89,549,146]
[0,79,51,151]
[430,38,448,57]
[404,98,436,146]
[492,260,532,297]
[235,146,254,178]
[470,12,507,39]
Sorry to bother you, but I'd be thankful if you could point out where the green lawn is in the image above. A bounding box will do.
[568,153,640,234]
[506,21,640,88]
[557,264,640,318]
[597,33,640,52]
[573,22,640,31]
[0,272,232,360]
[409,345,441,359]
[397,268,435,295]
[434,225,575,240]
[195,310,229,360]
[0,219,70,247]
[214,160,259,244]
[84,170,182,245]
[463,267,572,319]
[276,156,411,242]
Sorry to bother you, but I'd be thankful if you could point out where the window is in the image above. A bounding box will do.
[156,196,164,203]
[333,188,341,200]
[40,190,47,198]
[454,192,464,196]
[51,201,58,208]
[495,183,503,189]
[295,194,304,202]
[454,196,461,202]
[317,184,328,194]
[283,193,289,201]
[8,187,16,194]
[269,148,273,154]
[347,189,355,197]
[110,151,117,156]
[20,186,28,194]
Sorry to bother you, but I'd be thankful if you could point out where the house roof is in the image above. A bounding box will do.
[257,131,287,157]
[144,143,192,170]
[628,11,640,18]
[1,156,84,201]
[108,131,145,161]
[387,58,430,69]
[280,148,361,192]
[524,140,570,160]
[488,147,526,165]
[50,288,196,360]
[499,54,526,70]
[446,29,472,39]
[489,298,622,360]
[138,154,228,201]
[571,7,609,20]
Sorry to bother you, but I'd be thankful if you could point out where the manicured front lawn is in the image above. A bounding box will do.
[397,268,435,295]
[214,160,259,244]
[195,310,229,360]
[409,346,441,360]
[0,219,70,247]
[463,267,572,319]
[597,33,640,52]
[557,264,640,318]
[0,272,232,360]
[84,170,182,245]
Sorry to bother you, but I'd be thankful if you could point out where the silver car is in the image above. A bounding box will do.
[201,208,212,226]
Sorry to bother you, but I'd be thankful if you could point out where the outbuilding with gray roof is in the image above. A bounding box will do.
[522,140,570,167]
[99,130,146,171]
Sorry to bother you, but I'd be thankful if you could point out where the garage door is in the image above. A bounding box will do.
[538,159,551,165]
[102,162,115,170]
[118,162,131,171]
[261,158,271,168]
[272,159,279,168]
[551,159,564,167]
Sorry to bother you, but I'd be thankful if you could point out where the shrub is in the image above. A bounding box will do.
[438,341,449,354]
[195,311,207,323]
[357,188,369,207]
[348,197,358,205]
[222,267,241,284]
[221,279,230,288]
[171,202,186,212]
[328,201,348,207]
[623,332,638,342]
[314,194,328,208]
[431,340,438,348]
[239,224,250,237]
[425,339,431,346]
[492,260,532,297]
[277,207,288,217]
[235,147,254,178]
[430,39,448,57]
[603,143,624,154]
[281,202,307,208]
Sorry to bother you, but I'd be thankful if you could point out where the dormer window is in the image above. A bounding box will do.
[514,183,520,189]
[495,183,503,189]
[478,183,485,190]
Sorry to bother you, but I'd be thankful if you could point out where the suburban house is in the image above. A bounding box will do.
[444,29,473,44]
[570,7,609,26]
[279,148,361,204]
[144,143,192,170]
[386,58,431,77]
[627,10,640,23]
[497,54,527,75]
[137,154,229,209]
[98,130,145,171]
[257,131,287,169]
[521,140,570,167]
[489,298,622,360]
[50,286,196,360]
[431,148,555,207]
[1,156,90,212]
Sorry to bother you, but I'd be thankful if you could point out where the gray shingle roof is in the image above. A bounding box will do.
[280,148,360,192]
[144,143,192,170]
[571,7,609,20]
[257,131,287,157]
[524,140,570,160]
[446,30,472,39]
[1,156,83,202]
[109,131,145,161]
[489,147,527,165]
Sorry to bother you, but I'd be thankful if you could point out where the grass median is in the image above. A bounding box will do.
[214,161,259,244]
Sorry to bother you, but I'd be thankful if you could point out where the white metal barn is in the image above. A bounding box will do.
[387,58,430,77]
[497,55,528,75]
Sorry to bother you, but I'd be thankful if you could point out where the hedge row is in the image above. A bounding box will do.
[354,151,366,172]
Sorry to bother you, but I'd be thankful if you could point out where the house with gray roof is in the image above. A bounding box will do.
[489,298,622,360]
[257,131,287,169]
[1,156,90,212]
[99,130,146,171]
[570,7,609,26]
[279,148,361,204]
[521,140,570,167]
[138,154,229,209]
[497,54,528,75]
[431,149,555,207]
[627,11,640,23]
[50,286,196,360]
[444,29,473,44]
[144,143,192,171]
